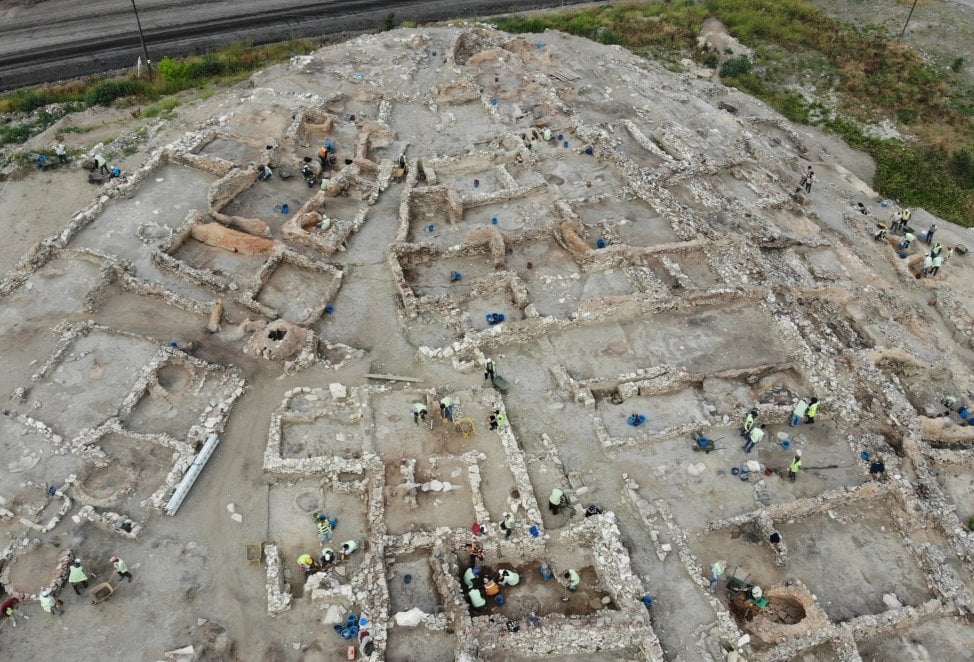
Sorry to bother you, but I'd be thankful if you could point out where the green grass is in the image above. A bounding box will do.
[0,38,319,145]
[143,97,182,118]
[494,0,974,225]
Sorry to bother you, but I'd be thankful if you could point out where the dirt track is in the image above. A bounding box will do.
[0,0,591,90]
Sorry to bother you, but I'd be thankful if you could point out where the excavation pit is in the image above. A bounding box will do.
[28,329,163,441]
[385,627,456,662]
[198,138,263,164]
[388,551,441,614]
[255,261,341,326]
[775,499,931,622]
[384,456,475,536]
[172,236,269,282]
[269,480,370,586]
[72,166,215,264]
[221,176,319,237]
[123,361,228,438]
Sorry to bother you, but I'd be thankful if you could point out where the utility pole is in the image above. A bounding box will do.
[901,0,919,37]
[130,0,153,78]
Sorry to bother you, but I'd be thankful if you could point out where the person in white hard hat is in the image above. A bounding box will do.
[39,590,63,616]
[788,450,803,482]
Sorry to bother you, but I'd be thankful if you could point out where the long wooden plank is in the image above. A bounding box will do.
[365,373,423,383]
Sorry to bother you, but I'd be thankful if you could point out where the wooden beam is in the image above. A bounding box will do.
[365,373,423,383]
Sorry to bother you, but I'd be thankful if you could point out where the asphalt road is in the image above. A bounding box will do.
[0,0,591,91]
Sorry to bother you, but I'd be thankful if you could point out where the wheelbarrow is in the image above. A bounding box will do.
[691,432,724,453]
[491,374,510,394]
[724,567,751,599]
[90,573,123,605]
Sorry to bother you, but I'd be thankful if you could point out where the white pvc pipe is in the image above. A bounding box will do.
[165,433,220,516]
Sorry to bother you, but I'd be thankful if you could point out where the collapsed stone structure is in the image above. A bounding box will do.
[1,22,973,662]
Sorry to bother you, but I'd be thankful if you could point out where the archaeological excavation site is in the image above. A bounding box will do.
[1,21,974,662]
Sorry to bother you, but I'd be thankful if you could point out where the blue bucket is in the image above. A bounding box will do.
[494,594,506,606]
[281,204,289,215]
[325,305,334,314]
[731,467,740,475]
[491,217,498,225]
[958,406,970,418]
[340,628,353,640]
[860,451,870,461]
[359,617,368,627]
[403,573,412,585]
[428,223,435,232]
[333,624,343,633]
[781,440,791,451]
[596,238,606,248]
[740,474,750,482]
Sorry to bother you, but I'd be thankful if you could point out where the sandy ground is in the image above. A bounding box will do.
[1,11,974,662]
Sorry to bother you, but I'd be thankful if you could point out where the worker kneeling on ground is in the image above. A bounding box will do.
[340,540,359,561]
[468,587,486,609]
[297,553,318,576]
[548,488,568,515]
[412,402,428,425]
[498,568,520,586]
[463,566,481,589]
